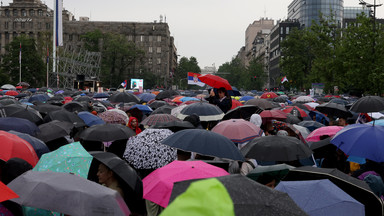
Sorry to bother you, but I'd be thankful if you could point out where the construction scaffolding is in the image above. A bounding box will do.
[49,46,102,89]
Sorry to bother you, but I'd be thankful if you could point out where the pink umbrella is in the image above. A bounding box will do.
[306,126,344,142]
[212,119,263,143]
[143,160,229,207]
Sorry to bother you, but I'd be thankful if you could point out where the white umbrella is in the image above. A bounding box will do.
[1,84,16,90]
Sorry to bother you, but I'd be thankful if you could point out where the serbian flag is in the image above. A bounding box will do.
[120,80,127,88]
[187,72,205,87]
[281,76,288,83]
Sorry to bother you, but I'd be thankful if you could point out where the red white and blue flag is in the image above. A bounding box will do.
[281,76,288,83]
[187,72,205,87]
[120,80,127,88]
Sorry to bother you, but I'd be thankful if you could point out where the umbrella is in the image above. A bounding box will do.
[211,119,263,143]
[5,90,18,96]
[74,95,92,103]
[1,84,16,90]
[331,124,384,162]
[44,110,86,128]
[231,99,243,109]
[161,129,245,161]
[150,105,176,115]
[151,121,195,132]
[283,113,302,124]
[241,135,313,162]
[140,114,180,126]
[306,126,343,142]
[62,101,88,112]
[239,95,255,102]
[0,130,39,167]
[197,74,232,90]
[8,130,50,159]
[79,124,135,142]
[246,164,295,183]
[155,90,180,100]
[128,104,153,114]
[292,124,311,139]
[260,92,278,99]
[123,129,176,169]
[283,166,383,216]
[98,110,128,125]
[142,160,230,207]
[293,96,315,103]
[281,106,308,118]
[148,100,167,110]
[3,104,43,125]
[167,175,307,216]
[33,103,62,116]
[273,95,289,103]
[329,98,350,105]
[170,104,188,117]
[33,142,93,179]
[305,102,320,109]
[222,105,263,121]
[36,120,74,143]
[78,111,106,127]
[0,181,19,203]
[8,171,130,216]
[138,93,156,102]
[298,120,325,132]
[0,117,40,136]
[308,137,333,151]
[109,92,140,103]
[316,102,352,118]
[276,179,365,216]
[259,110,287,123]
[0,98,20,105]
[179,97,200,103]
[350,96,384,113]
[177,102,224,121]
[245,98,274,109]
[93,92,110,99]
[28,94,50,103]
[308,110,330,125]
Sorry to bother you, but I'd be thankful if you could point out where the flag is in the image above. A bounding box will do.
[281,76,288,83]
[19,43,21,64]
[187,72,205,87]
[356,113,372,124]
[55,0,63,46]
[46,47,49,64]
[120,80,127,88]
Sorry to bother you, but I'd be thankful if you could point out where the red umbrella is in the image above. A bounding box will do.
[260,110,287,123]
[231,99,243,110]
[197,74,232,90]
[0,131,39,167]
[5,90,19,96]
[260,92,278,99]
[16,86,23,89]
[0,181,18,203]
[281,106,308,118]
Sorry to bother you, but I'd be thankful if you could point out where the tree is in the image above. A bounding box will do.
[175,56,201,89]
[246,58,266,90]
[1,35,46,87]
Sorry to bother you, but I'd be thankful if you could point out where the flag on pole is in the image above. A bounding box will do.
[19,43,21,64]
[55,0,63,47]
[120,80,127,88]
[46,47,49,64]
[187,72,205,87]
[281,76,288,83]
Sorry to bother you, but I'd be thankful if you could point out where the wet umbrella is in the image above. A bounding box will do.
[247,164,295,183]
[177,102,224,121]
[293,96,315,103]
[259,110,287,123]
[0,117,40,136]
[36,120,74,143]
[168,175,307,216]
[281,106,308,118]
[283,166,383,216]
[4,90,18,96]
[306,126,343,142]
[151,121,195,132]
[44,110,86,128]
[123,129,176,169]
[298,120,325,132]
[198,74,232,90]
[3,104,43,125]
[260,92,278,99]
[62,101,88,113]
[8,130,50,159]
[28,94,50,103]
[138,93,156,103]
[33,103,61,116]
[245,98,274,109]
[0,181,18,203]
[47,95,65,105]
[329,98,350,105]
[8,171,130,216]
[109,92,140,103]
[162,129,245,161]
[92,92,110,99]
[143,160,230,207]
[148,100,167,110]
[140,114,180,126]
[239,95,254,102]
[283,113,302,124]
[350,96,384,113]
[79,124,135,142]
[99,109,129,125]
[316,102,352,118]
[78,111,105,127]
[276,179,365,216]
[212,119,263,143]
[155,90,180,100]
[128,104,153,114]
[74,95,92,102]
[273,95,289,103]
[0,130,39,167]
[150,105,177,115]
[241,135,313,162]
[0,98,20,105]
[1,84,16,90]
[222,105,263,121]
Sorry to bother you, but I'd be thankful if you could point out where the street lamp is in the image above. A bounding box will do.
[359,0,382,58]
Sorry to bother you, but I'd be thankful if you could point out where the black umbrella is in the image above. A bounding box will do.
[0,98,20,106]
[155,90,180,100]
[329,98,350,105]
[283,113,302,124]
[245,99,273,110]
[33,103,62,116]
[241,135,313,162]
[273,95,289,103]
[161,129,245,161]
[3,104,43,125]
[62,101,88,113]
[283,166,384,216]
[44,110,86,128]
[308,137,332,150]
[169,175,308,216]
[74,95,92,103]
[222,105,263,121]
[79,124,135,142]
[151,120,195,132]
[36,120,74,142]
[350,96,384,113]
[109,92,140,104]
[47,95,65,105]
[298,120,325,132]
[177,102,224,121]
[148,100,167,110]
[150,105,177,115]
[316,102,352,119]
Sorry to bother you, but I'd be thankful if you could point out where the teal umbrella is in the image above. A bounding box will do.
[33,142,93,179]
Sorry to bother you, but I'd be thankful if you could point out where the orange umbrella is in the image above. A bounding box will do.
[171,96,185,103]
[152,91,160,96]
[231,99,243,110]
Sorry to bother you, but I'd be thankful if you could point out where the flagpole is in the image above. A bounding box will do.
[53,0,58,88]
[46,47,49,87]
[19,42,21,83]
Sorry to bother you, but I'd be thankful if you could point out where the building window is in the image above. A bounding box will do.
[4,22,8,29]
[128,35,133,41]
[38,10,43,16]
[286,27,290,34]
[149,35,153,41]
[13,32,18,38]
[157,36,161,42]
[5,33,9,39]
[13,22,17,29]
[29,10,35,16]
[140,35,144,42]
[157,47,161,53]
[29,22,33,28]
[5,10,10,17]
[69,34,73,41]
[157,58,161,64]
[13,10,18,16]
[46,23,50,29]
[38,22,42,29]
[21,22,25,29]
[149,47,153,53]
[21,10,26,17]
[280,27,283,34]
[148,58,152,64]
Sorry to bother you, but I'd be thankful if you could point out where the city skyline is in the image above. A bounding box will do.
[2,0,383,68]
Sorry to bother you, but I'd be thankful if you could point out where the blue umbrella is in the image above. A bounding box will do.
[309,110,330,125]
[27,88,37,93]
[179,97,200,102]
[0,117,40,136]
[331,124,384,162]
[368,119,384,126]
[276,179,364,216]
[138,93,156,102]
[128,104,153,114]
[239,96,254,102]
[78,111,106,127]
[28,94,50,103]
[8,130,50,158]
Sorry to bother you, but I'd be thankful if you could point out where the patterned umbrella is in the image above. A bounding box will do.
[140,114,180,126]
[171,104,188,117]
[293,96,315,103]
[280,106,308,118]
[260,92,278,99]
[123,129,176,169]
[245,99,274,109]
[98,110,128,125]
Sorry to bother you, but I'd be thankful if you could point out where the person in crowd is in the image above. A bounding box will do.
[183,114,203,129]
[256,173,278,189]
[97,163,124,199]
[127,117,142,135]
[206,87,232,113]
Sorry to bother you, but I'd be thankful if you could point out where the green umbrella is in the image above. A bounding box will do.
[247,164,295,183]
[33,142,93,179]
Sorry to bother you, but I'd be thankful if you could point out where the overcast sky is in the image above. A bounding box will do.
[3,0,384,68]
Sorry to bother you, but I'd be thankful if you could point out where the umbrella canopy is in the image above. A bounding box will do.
[62,101,88,113]
[222,105,263,121]
[273,95,289,103]
[44,110,86,128]
[350,96,384,113]
[306,126,343,142]
[33,142,92,179]
[298,120,325,132]
[79,124,135,142]
[150,105,176,115]
[142,160,230,207]
[197,74,232,90]
[293,96,315,103]
[241,135,313,162]
[0,130,39,167]
[140,114,180,126]
[281,106,308,118]
[8,130,50,159]
[92,92,110,99]
[148,100,168,110]
[0,181,19,203]
[260,92,278,99]
[239,95,255,102]
[259,110,287,123]
[98,110,128,125]
[0,117,40,136]
[276,179,365,216]
[211,119,263,143]
[329,98,349,105]
[283,113,302,124]
[331,124,384,162]
[78,111,106,127]
[155,90,180,100]
[109,92,140,103]
[316,102,352,118]
[161,129,245,161]
[36,120,74,143]
[138,93,156,102]
[168,175,307,216]
[128,104,153,114]
[8,171,130,216]
[0,98,20,106]
[3,104,44,125]
[283,166,383,216]
[177,102,224,121]
[28,94,50,103]
[245,98,274,109]
[1,84,16,90]
[5,90,18,96]
[292,124,311,139]
[179,97,200,103]
[247,164,295,183]
[33,103,62,116]
[151,120,195,132]
[123,129,176,169]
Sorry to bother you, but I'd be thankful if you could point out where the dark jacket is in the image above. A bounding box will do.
[207,96,232,113]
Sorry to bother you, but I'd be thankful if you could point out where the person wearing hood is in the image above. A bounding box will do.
[127,117,142,135]
[250,114,265,136]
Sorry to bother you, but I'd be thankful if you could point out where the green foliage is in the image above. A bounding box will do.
[175,56,201,89]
